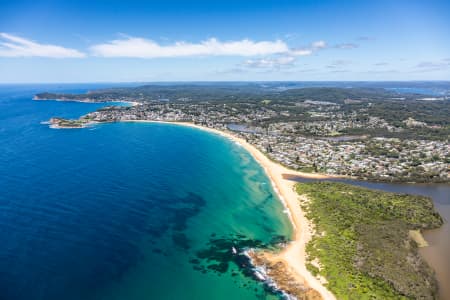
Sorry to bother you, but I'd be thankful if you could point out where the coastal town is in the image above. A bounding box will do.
[42,86,450,183]
[4,0,450,299]
[35,84,449,299]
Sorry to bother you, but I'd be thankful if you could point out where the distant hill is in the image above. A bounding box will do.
[34,84,429,103]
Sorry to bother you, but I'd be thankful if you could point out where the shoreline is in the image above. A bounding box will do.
[47,118,443,298]
[124,120,336,300]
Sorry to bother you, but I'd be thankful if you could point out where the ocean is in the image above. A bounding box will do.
[0,84,293,300]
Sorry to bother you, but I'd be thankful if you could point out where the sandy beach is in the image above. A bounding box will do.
[127,120,336,299]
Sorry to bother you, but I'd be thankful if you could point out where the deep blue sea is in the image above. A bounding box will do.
[0,84,292,300]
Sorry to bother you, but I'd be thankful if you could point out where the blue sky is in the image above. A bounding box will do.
[0,0,449,82]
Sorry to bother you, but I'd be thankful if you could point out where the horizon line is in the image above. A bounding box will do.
[1,79,450,85]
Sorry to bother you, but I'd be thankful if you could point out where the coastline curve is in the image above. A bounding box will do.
[123,120,337,300]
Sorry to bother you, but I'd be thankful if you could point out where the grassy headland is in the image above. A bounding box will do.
[297,181,443,299]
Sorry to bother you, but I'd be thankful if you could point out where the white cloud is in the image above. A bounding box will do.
[356,36,375,41]
[90,37,333,60]
[415,60,450,72]
[0,33,86,58]
[239,40,335,71]
[334,43,359,49]
[243,56,295,68]
[0,34,357,65]
[290,40,327,57]
[326,59,352,68]
[290,49,313,56]
[90,37,289,58]
[311,40,327,49]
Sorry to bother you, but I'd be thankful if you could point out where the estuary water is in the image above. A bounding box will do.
[0,84,292,300]
[291,176,450,300]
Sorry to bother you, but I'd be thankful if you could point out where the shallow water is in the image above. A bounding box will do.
[0,84,293,300]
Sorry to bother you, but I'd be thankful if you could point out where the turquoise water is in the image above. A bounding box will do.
[0,85,292,300]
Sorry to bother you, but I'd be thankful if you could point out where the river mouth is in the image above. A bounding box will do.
[419,205,450,300]
[284,175,450,300]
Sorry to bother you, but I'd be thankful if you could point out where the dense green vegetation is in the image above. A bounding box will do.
[297,182,443,299]
[49,117,90,128]
[36,84,417,103]
[36,83,450,140]
[368,100,450,126]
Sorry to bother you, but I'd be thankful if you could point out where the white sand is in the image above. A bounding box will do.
[125,120,336,299]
